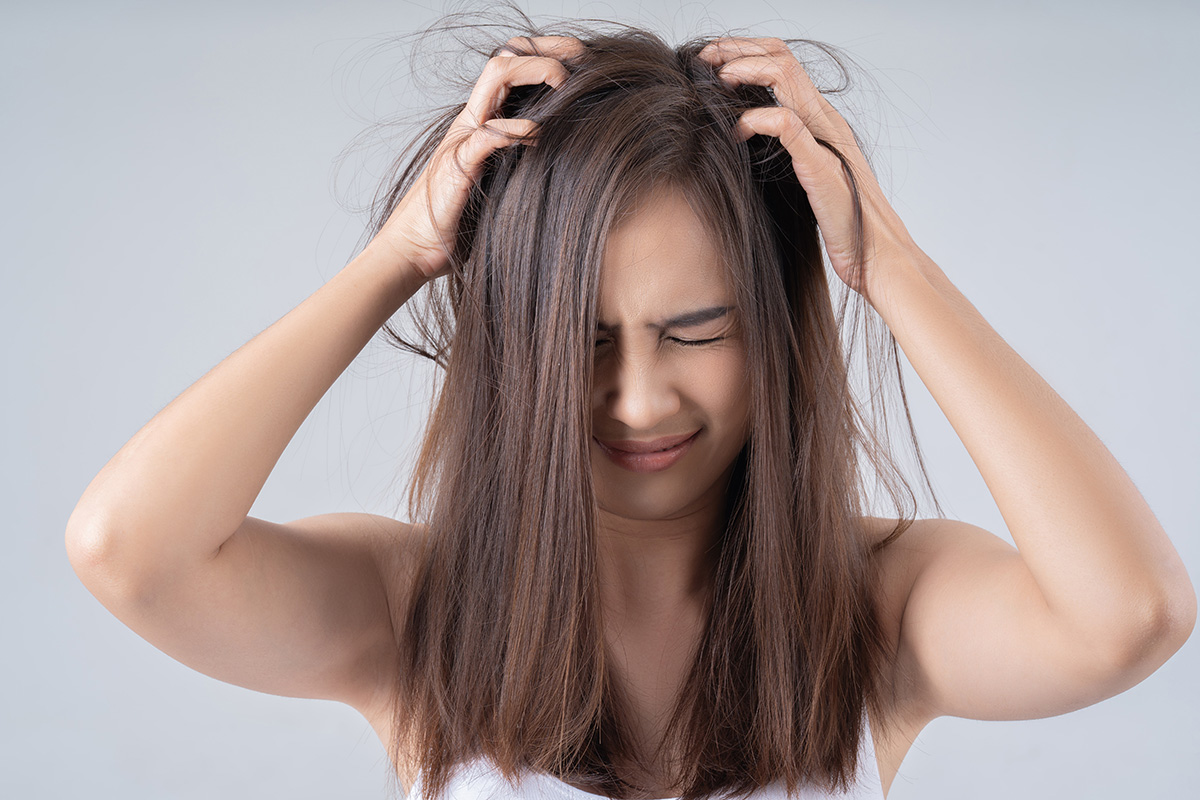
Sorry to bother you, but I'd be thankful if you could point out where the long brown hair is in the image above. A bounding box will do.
[349,4,942,799]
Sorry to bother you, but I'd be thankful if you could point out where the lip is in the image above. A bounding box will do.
[594,430,700,473]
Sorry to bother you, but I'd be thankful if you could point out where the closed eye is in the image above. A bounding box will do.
[593,336,727,349]
[669,337,725,347]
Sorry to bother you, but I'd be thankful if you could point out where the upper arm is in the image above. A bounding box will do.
[887,517,1167,723]
[67,512,416,716]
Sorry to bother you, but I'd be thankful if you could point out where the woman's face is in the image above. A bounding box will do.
[590,184,751,523]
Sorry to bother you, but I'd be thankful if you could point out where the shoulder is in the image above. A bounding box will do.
[858,514,1002,637]
[369,517,432,600]
[371,518,432,656]
[855,516,970,719]
[857,515,923,623]
[334,515,432,766]
[341,515,430,721]
[859,514,993,604]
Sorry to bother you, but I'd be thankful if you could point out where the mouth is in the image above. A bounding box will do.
[596,430,700,453]
[593,430,701,473]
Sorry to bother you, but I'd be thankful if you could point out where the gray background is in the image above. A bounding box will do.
[4,0,1197,797]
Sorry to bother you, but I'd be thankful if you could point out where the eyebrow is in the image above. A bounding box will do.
[595,305,732,333]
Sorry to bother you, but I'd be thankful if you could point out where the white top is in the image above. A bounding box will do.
[405,713,884,800]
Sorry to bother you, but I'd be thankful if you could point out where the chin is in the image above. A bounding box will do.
[592,473,712,522]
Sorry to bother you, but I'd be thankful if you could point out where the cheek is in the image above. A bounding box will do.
[702,353,751,426]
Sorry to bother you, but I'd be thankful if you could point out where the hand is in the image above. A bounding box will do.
[369,35,586,283]
[697,37,921,298]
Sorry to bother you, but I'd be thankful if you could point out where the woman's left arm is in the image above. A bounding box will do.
[699,36,1196,721]
[866,244,1195,720]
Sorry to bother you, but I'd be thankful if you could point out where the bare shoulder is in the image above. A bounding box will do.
[857,515,952,794]
[67,507,430,752]
[858,515,925,641]
[857,515,988,671]
[858,514,979,618]
[352,514,430,714]
[359,514,430,598]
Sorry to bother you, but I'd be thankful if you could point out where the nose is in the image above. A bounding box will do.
[594,346,681,434]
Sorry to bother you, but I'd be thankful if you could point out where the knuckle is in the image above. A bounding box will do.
[783,60,814,93]
[780,111,808,146]
[457,106,485,128]
[481,117,514,133]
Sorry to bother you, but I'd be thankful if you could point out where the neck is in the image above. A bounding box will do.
[594,499,724,623]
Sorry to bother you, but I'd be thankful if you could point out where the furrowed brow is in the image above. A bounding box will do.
[596,305,732,333]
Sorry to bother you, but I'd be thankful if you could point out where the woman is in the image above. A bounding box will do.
[64,13,1195,800]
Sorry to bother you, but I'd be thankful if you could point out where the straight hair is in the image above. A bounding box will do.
[349,5,942,799]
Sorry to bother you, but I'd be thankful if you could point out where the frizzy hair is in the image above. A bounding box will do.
[343,4,943,800]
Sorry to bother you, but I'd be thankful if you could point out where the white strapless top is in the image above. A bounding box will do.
[405,713,884,800]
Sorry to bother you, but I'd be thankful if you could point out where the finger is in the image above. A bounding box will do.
[697,38,849,137]
[457,55,570,132]
[496,34,588,59]
[696,36,789,64]
[438,118,541,187]
[469,118,541,157]
[465,37,587,125]
[714,54,846,146]
[737,106,850,203]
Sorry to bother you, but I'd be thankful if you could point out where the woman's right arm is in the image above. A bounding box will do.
[63,35,580,722]
[66,247,424,571]
[64,246,428,712]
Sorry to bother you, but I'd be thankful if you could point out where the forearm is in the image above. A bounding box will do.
[868,250,1195,656]
[65,245,427,573]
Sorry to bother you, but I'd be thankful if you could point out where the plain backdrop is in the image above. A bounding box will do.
[4,0,1198,797]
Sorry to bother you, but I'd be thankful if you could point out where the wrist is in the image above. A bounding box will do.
[346,244,430,309]
[863,246,942,317]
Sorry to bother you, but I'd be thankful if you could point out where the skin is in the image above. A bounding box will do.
[587,184,752,777]
[590,184,749,624]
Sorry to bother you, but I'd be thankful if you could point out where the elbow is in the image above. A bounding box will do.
[65,502,127,567]
[65,518,147,602]
[1105,577,1197,676]
[66,520,120,597]
[65,518,115,576]
[1151,578,1197,656]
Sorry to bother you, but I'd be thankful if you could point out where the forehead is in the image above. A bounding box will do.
[598,185,731,319]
